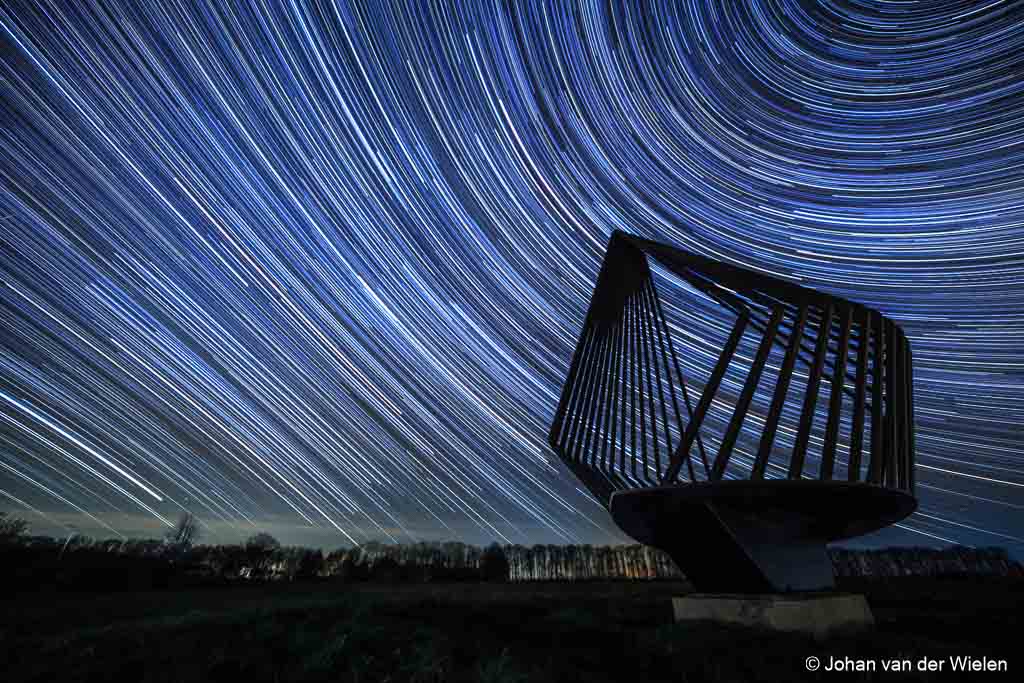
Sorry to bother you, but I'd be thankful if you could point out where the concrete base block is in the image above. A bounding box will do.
[672,593,874,640]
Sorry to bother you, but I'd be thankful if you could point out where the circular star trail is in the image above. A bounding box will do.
[1,1,1022,551]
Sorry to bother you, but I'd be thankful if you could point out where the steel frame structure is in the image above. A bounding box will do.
[549,231,917,592]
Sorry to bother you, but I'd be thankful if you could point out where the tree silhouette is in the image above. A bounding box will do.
[479,542,509,582]
[0,511,29,543]
[245,532,281,551]
[165,512,199,549]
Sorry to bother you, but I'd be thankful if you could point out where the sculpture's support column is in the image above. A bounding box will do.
[657,501,835,592]
[609,481,916,594]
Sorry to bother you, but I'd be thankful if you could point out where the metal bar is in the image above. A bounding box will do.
[683,271,864,400]
[901,331,911,490]
[576,321,608,463]
[648,277,702,482]
[559,323,596,453]
[628,234,872,327]
[892,329,904,490]
[629,289,650,481]
[821,305,853,480]
[665,311,749,483]
[848,309,870,482]
[549,314,591,447]
[790,303,834,479]
[640,281,670,480]
[906,342,916,492]
[752,304,808,479]
[867,313,886,484]
[885,321,899,489]
[646,280,685,481]
[619,299,629,477]
[552,322,590,448]
[627,293,639,480]
[604,311,624,472]
[748,308,863,404]
[665,283,720,478]
[557,243,624,456]
[589,317,615,470]
[548,257,613,449]
[597,318,615,472]
[712,306,783,480]
[637,280,659,482]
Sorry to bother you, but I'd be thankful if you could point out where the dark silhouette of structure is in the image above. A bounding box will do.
[549,231,917,592]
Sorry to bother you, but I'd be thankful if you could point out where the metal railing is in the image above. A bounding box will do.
[549,231,915,506]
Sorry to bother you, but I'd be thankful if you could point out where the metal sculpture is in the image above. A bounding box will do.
[549,231,917,592]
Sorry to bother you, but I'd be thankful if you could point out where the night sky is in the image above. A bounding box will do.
[1,1,1021,554]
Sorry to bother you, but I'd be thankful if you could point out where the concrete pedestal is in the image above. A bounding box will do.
[672,593,874,640]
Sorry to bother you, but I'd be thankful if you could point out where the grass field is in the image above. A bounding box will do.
[3,578,1020,682]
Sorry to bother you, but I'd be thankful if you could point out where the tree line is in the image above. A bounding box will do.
[1,511,1019,591]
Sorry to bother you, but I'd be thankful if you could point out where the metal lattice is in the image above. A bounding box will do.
[549,231,915,507]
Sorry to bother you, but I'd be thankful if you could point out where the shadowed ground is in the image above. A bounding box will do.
[3,578,1020,681]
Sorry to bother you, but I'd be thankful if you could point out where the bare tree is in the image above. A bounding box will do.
[0,511,29,543]
[245,532,280,551]
[165,511,199,549]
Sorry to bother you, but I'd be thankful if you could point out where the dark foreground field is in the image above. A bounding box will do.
[3,578,1020,682]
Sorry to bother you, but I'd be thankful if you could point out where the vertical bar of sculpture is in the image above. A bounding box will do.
[646,282,682,477]
[649,278,703,482]
[821,306,853,480]
[600,318,623,469]
[902,331,912,490]
[665,311,749,483]
[630,291,649,481]
[627,294,639,480]
[902,333,911,490]
[604,312,624,472]
[591,318,615,470]
[848,309,870,482]
[790,303,833,479]
[551,320,590,448]
[561,324,595,454]
[752,304,808,479]
[582,322,603,466]
[712,306,783,480]
[868,313,886,484]
[885,321,899,489]
[641,284,672,480]
[618,302,629,477]
[578,324,607,463]
[906,343,916,491]
[637,285,659,481]
[892,329,905,490]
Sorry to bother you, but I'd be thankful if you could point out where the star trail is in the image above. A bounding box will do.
[1,1,1022,552]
